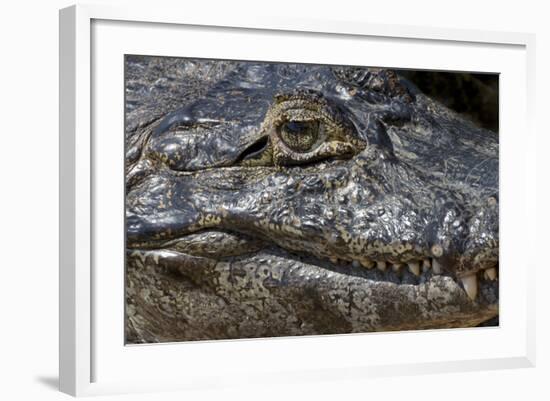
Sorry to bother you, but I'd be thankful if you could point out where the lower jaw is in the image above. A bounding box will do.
[125,247,498,343]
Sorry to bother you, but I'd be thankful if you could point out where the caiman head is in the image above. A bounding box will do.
[125,60,498,342]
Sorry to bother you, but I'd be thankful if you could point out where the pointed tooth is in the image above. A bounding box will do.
[352,260,361,268]
[392,263,403,272]
[408,261,420,276]
[432,258,442,274]
[431,244,443,257]
[461,274,478,301]
[376,261,387,271]
[486,267,497,281]
[329,256,338,264]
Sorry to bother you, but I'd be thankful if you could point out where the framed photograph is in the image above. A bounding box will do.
[59,4,536,396]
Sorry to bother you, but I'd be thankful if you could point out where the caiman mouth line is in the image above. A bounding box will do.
[127,228,498,301]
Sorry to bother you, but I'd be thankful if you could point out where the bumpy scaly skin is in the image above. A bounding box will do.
[125,57,499,343]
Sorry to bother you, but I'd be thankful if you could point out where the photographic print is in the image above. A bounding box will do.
[124,56,498,344]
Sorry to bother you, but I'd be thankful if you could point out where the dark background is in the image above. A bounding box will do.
[400,71,499,132]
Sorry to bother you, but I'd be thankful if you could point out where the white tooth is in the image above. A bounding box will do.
[360,259,375,269]
[432,258,442,274]
[376,261,387,271]
[352,260,361,268]
[461,274,478,301]
[486,267,497,281]
[408,262,420,276]
[392,263,403,272]
[330,256,338,264]
[431,244,444,258]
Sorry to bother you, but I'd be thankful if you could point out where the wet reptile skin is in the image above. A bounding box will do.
[124,56,498,343]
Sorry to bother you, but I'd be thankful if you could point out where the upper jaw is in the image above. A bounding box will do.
[126,204,499,302]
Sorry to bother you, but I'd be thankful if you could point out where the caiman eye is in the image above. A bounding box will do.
[278,120,321,152]
[239,90,368,167]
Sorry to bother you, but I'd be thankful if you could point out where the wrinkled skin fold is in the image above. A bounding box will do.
[125,57,498,343]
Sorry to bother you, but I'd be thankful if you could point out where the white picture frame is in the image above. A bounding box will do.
[59,4,536,397]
